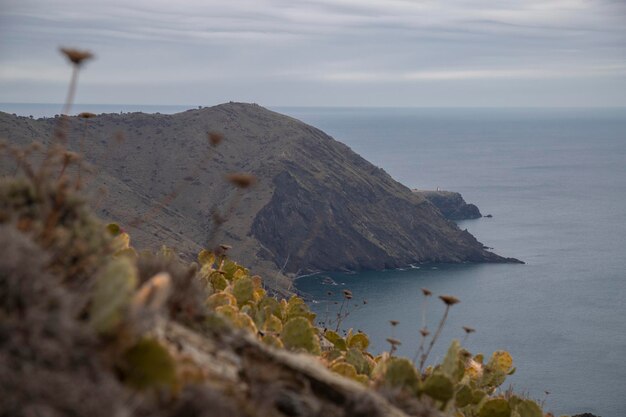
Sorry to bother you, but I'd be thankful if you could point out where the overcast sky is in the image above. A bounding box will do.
[1,0,625,107]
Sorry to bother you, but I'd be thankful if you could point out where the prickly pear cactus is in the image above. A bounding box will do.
[209,272,229,291]
[489,351,513,373]
[262,334,284,349]
[322,348,344,363]
[382,357,419,391]
[234,311,258,333]
[441,339,464,382]
[511,398,542,417]
[262,313,283,334]
[206,292,237,309]
[421,372,455,403]
[286,296,316,322]
[455,383,473,408]
[280,316,321,355]
[330,362,358,379]
[120,338,177,390]
[345,348,372,376]
[187,250,545,417]
[215,304,238,320]
[258,297,282,321]
[346,332,369,351]
[221,259,247,281]
[232,275,254,306]
[89,257,137,334]
[197,249,215,266]
[323,330,347,351]
[478,398,511,417]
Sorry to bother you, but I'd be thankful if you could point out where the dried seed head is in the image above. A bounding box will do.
[226,173,256,188]
[78,112,97,119]
[389,320,399,327]
[421,288,432,297]
[208,132,223,146]
[386,337,401,346]
[63,151,80,163]
[212,243,232,257]
[342,289,353,299]
[439,295,460,306]
[420,328,430,337]
[130,272,172,317]
[462,326,475,334]
[60,47,94,65]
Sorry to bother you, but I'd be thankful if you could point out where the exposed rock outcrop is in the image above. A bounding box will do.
[413,190,482,221]
[162,320,434,417]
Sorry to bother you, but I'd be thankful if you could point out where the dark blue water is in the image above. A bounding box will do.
[4,104,626,416]
[282,107,626,417]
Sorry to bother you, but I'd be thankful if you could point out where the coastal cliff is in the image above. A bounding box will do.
[0,103,520,284]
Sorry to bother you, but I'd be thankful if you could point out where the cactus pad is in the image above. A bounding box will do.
[478,398,511,417]
[280,316,321,355]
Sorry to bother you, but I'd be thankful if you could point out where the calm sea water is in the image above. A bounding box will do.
[3,104,626,416]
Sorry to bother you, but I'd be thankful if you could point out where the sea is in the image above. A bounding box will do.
[3,103,626,417]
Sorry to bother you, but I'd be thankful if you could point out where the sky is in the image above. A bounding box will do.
[1,0,625,107]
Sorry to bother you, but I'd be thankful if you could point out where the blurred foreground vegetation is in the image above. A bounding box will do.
[0,123,557,417]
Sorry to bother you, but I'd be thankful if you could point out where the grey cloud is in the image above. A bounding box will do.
[0,0,624,106]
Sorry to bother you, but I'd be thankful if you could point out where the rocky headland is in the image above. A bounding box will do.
[0,103,520,287]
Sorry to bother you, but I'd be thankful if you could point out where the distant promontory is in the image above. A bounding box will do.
[0,103,521,286]
[412,190,482,221]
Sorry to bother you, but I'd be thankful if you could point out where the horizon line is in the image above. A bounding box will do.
[2,102,626,111]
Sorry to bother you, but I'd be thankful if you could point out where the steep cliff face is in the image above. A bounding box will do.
[413,190,482,221]
[0,103,519,281]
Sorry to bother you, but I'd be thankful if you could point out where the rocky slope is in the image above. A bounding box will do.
[0,103,520,283]
[413,190,482,221]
